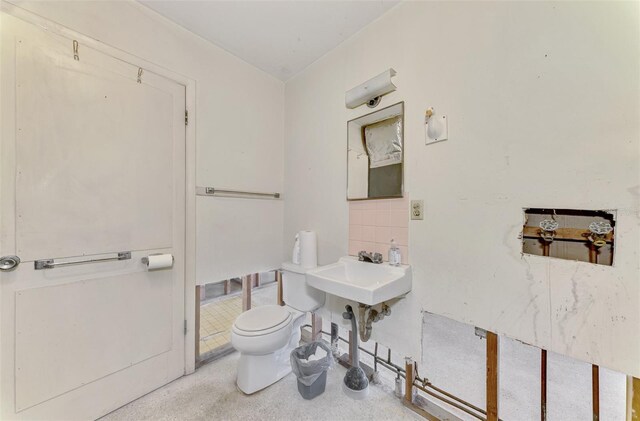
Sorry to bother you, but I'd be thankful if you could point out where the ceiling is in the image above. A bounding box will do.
[139,1,399,81]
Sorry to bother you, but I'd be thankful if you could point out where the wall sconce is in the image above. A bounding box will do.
[345,68,397,109]
[425,107,448,144]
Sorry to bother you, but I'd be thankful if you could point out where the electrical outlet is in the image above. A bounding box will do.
[411,200,424,220]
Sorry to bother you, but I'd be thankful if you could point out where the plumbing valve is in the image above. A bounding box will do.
[588,221,613,247]
[539,219,559,242]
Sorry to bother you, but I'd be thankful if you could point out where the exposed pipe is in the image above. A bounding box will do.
[415,362,488,416]
[413,382,486,421]
[374,342,378,373]
[311,327,495,419]
[357,302,391,342]
[588,245,598,265]
[542,243,550,257]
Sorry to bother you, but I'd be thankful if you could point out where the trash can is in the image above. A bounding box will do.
[290,341,333,400]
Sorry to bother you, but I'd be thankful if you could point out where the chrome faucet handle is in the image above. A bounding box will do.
[358,250,383,264]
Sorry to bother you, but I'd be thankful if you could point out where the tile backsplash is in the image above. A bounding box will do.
[348,197,409,264]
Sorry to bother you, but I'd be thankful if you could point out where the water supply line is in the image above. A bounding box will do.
[538,218,559,257]
[309,325,495,420]
[588,221,613,248]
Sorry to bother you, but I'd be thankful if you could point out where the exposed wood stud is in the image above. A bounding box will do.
[195,285,201,361]
[628,376,640,421]
[224,279,230,295]
[486,331,499,421]
[253,273,260,288]
[276,270,284,306]
[541,349,547,421]
[592,364,600,421]
[311,313,322,341]
[405,358,414,404]
[241,275,252,311]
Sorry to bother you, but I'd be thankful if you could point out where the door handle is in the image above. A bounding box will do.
[0,255,20,271]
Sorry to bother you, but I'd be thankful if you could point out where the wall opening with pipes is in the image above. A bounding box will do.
[522,209,615,266]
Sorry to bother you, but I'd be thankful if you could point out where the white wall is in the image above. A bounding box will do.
[3,0,285,283]
[284,1,640,377]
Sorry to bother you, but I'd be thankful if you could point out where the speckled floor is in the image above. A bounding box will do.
[101,351,421,421]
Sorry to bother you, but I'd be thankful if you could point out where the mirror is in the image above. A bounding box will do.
[347,102,404,200]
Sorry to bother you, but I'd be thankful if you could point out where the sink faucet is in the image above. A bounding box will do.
[358,251,383,264]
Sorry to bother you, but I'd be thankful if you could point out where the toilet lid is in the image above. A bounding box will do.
[234,305,291,332]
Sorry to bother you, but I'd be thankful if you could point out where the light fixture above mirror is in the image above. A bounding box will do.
[345,69,397,109]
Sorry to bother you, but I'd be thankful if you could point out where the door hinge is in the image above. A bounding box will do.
[185,110,188,126]
[184,320,187,335]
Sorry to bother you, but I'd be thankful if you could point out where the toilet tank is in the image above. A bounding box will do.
[281,262,325,312]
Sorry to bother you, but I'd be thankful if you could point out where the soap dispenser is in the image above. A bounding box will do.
[388,239,401,266]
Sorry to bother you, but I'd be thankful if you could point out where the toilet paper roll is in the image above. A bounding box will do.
[298,230,317,269]
[145,254,174,270]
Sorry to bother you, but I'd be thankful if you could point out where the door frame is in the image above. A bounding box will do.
[0,1,198,375]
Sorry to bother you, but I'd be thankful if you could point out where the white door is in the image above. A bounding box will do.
[0,16,186,420]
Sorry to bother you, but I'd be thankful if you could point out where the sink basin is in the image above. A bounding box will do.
[305,256,411,306]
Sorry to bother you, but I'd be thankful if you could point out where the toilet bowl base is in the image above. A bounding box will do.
[236,350,290,394]
[236,329,301,394]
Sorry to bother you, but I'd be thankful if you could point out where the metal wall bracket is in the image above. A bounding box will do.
[474,327,488,339]
[72,40,79,61]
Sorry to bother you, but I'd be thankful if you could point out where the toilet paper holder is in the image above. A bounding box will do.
[141,253,174,266]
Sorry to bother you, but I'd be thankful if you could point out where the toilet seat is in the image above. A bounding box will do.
[233,305,292,337]
[231,306,296,355]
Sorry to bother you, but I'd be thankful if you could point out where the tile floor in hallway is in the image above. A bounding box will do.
[199,283,278,356]
[199,296,242,354]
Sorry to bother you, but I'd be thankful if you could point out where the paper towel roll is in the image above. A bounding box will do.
[299,230,317,269]
[145,254,174,270]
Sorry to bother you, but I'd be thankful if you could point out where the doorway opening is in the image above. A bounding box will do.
[196,270,279,365]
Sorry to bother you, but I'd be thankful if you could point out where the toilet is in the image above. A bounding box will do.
[231,262,325,394]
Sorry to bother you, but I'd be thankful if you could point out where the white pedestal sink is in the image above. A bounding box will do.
[305,256,411,306]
